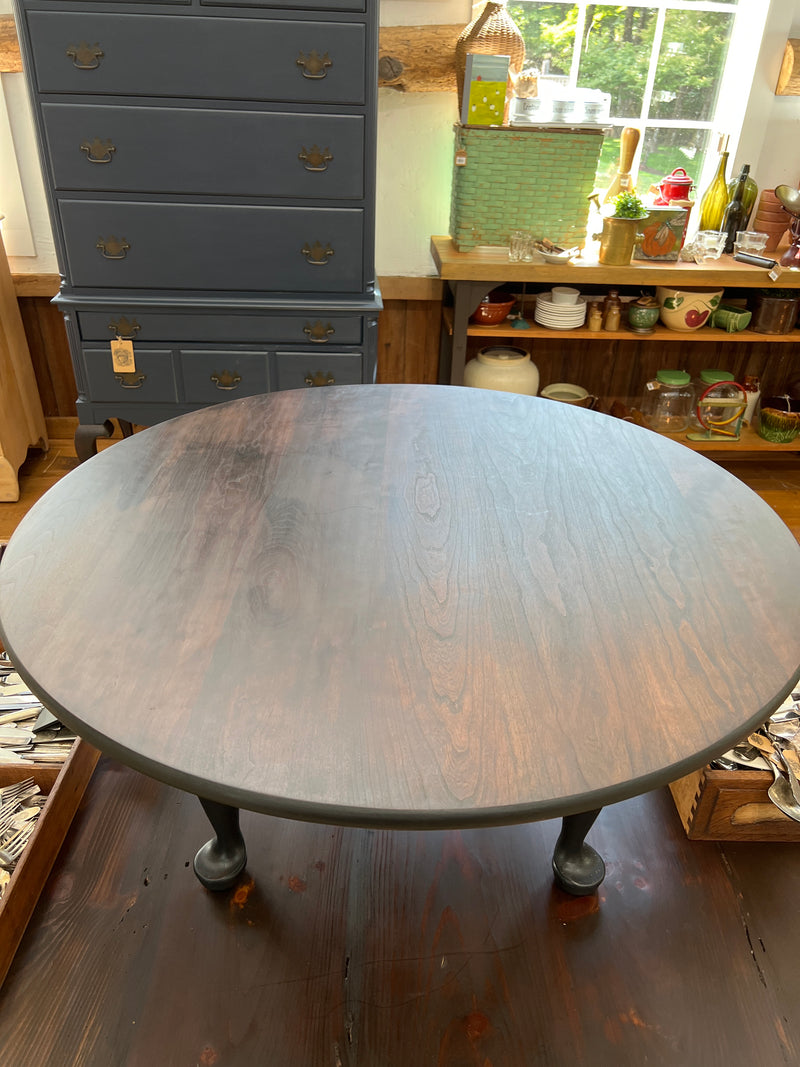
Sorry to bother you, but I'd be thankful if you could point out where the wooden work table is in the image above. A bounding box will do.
[430,234,800,289]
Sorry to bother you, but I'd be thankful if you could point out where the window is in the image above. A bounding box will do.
[506,1,768,202]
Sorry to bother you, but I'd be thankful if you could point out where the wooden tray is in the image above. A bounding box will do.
[669,765,800,842]
[0,740,100,987]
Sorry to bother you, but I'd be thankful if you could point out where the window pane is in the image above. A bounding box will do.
[595,126,626,191]
[650,10,734,122]
[507,3,576,77]
[576,6,658,118]
[594,126,713,201]
[638,126,712,198]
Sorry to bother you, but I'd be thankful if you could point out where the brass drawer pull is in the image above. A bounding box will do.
[298,145,333,172]
[80,138,116,163]
[301,241,334,266]
[303,321,335,344]
[97,236,130,260]
[304,371,335,387]
[296,50,332,79]
[210,371,242,391]
[114,372,146,389]
[66,42,104,70]
[107,316,140,340]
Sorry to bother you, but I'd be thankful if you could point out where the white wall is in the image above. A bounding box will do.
[5,0,800,278]
[738,0,800,191]
[375,1,466,278]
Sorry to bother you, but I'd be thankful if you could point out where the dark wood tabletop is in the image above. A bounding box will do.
[1,384,799,829]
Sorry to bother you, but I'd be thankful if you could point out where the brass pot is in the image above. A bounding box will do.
[595,216,644,266]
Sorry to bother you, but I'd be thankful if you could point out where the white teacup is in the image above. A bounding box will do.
[541,382,598,409]
[550,286,580,305]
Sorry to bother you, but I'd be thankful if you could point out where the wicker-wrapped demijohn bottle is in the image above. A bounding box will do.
[455,2,525,121]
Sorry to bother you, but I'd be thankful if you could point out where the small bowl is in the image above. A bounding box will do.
[470,290,516,326]
[551,286,580,304]
[538,250,576,265]
[656,286,724,331]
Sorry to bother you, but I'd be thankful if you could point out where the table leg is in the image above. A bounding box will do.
[448,280,496,385]
[193,797,247,891]
[74,420,116,463]
[552,808,605,896]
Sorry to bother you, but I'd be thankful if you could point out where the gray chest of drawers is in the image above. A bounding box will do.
[14,0,381,460]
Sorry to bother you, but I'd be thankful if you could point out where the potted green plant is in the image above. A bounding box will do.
[597,192,649,265]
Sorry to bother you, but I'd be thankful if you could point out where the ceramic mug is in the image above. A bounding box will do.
[541,382,599,408]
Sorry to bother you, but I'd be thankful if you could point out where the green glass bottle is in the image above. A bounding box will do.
[698,146,730,231]
[727,165,758,228]
[720,164,750,253]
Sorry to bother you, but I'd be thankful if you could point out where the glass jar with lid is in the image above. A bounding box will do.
[641,369,694,433]
[695,370,747,438]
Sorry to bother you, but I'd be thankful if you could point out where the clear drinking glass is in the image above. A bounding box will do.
[508,230,534,262]
[733,230,768,256]
[694,230,727,263]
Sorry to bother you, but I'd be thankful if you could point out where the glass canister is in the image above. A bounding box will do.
[694,370,746,438]
[463,346,540,395]
[641,369,694,433]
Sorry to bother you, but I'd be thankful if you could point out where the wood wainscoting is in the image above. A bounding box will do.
[376,276,443,385]
[13,275,444,417]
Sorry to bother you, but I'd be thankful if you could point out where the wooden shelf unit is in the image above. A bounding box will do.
[431,236,800,457]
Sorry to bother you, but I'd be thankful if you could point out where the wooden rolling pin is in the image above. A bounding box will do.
[604,127,640,203]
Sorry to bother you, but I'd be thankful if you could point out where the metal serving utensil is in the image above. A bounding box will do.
[748,732,800,818]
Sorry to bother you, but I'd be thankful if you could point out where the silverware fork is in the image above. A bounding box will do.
[0,824,35,868]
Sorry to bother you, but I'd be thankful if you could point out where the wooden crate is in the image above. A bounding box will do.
[669,765,800,842]
[0,740,100,987]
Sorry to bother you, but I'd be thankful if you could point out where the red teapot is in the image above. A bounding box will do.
[655,167,693,205]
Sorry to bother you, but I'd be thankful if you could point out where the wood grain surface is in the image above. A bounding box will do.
[0,385,798,826]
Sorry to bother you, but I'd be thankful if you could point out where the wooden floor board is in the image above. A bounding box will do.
[0,761,798,1066]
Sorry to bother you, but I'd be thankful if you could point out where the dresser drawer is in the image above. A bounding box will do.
[56,0,365,6]
[59,200,365,292]
[26,12,367,105]
[41,104,365,199]
[204,0,365,9]
[274,349,367,390]
[81,346,178,402]
[179,350,269,404]
[75,308,365,345]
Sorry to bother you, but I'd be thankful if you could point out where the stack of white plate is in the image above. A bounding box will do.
[534,292,586,330]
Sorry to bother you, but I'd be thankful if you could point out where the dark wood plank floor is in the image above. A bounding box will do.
[0,761,798,1065]
[0,434,799,1066]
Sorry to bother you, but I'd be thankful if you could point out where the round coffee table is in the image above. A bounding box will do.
[1,385,798,895]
